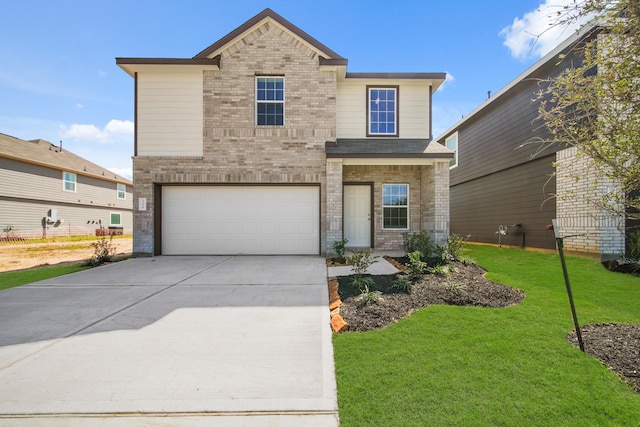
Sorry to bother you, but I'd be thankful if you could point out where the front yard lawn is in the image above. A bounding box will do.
[0,264,89,291]
[333,245,640,426]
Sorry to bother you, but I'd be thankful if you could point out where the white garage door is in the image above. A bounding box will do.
[162,185,319,255]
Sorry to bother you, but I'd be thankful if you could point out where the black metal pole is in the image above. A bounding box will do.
[552,219,585,352]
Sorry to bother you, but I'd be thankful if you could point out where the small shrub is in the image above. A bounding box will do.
[332,238,349,264]
[391,276,413,293]
[348,250,379,277]
[406,250,427,279]
[355,284,383,306]
[445,234,469,262]
[352,275,375,291]
[445,281,464,295]
[428,264,453,276]
[403,232,435,261]
[84,236,115,267]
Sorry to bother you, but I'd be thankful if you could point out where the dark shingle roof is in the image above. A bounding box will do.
[0,133,132,184]
[326,139,453,158]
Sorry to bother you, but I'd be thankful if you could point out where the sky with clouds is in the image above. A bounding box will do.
[0,0,584,180]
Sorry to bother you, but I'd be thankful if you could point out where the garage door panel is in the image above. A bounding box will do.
[162,186,319,255]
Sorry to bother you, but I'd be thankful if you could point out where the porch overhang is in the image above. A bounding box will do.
[325,139,454,166]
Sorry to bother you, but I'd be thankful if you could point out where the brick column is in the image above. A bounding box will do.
[326,159,343,255]
[421,162,450,245]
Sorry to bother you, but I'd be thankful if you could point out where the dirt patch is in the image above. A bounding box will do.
[337,261,525,332]
[568,323,640,392]
[0,238,132,272]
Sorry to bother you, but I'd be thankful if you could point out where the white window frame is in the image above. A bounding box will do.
[382,183,409,230]
[445,132,458,169]
[117,183,126,200]
[109,212,122,226]
[63,171,76,192]
[255,76,285,126]
[367,86,399,137]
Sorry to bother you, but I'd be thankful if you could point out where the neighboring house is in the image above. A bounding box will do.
[117,8,452,256]
[0,133,133,239]
[436,27,625,261]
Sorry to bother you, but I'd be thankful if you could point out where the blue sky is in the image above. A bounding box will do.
[0,0,582,180]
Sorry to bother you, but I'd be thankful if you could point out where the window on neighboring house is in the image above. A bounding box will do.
[110,212,122,226]
[382,184,409,229]
[368,86,398,136]
[445,132,458,168]
[63,172,76,192]
[117,183,126,200]
[256,77,284,126]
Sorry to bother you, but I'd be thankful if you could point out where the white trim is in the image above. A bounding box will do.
[117,183,126,200]
[368,87,398,136]
[381,183,409,230]
[340,158,446,166]
[109,212,122,226]
[445,132,458,169]
[63,171,76,193]
[255,76,285,126]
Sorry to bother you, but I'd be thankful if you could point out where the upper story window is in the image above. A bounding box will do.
[445,132,458,168]
[256,77,284,126]
[63,172,76,192]
[367,86,398,136]
[382,183,409,230]
[117,183,126,200]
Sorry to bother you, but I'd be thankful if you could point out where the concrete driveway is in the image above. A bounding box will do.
[0,256,338,426]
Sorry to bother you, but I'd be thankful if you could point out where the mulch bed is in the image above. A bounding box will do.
[337,261,525,332]
[336,259,640,394]
[567,323,640,392]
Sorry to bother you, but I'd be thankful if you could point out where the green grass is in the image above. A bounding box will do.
[333,245,640,426]
[0,264,90,291]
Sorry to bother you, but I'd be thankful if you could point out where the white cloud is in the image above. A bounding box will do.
[500,0,587,61]
[105,119,134,136]
[60,119,133,144]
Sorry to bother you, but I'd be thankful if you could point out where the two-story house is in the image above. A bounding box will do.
[117,8,452,256]
[436,25,626,261]
[0,133,133,239]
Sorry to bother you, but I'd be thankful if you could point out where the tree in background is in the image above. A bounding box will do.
[535,0,640,223]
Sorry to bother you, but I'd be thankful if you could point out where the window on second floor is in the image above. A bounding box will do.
[256,77,284,126]
[63,171,76,192]
[368,86,398,137]
[445,132,458,168]
[117,183,126,200]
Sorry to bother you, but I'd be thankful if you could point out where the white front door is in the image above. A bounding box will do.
[344,185,371,247]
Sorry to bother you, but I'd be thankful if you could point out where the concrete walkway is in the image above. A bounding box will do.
[0,256,338,426]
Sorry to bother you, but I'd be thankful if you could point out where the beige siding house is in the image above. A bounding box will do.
[117,8,452,256]
[0,133,133,239]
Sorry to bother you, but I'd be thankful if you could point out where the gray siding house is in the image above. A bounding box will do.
[117,9,452,256]
[436,27,625,261]
[0,133,133,239]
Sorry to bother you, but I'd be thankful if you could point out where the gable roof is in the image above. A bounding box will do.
[0,133,132,185]
[193,8,346,61]
[435,23,598,142]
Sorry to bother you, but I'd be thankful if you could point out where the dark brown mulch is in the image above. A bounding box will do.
[337,261,525,332]
[567,323,640,392]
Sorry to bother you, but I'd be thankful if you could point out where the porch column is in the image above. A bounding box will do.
[326,159,344,254]
[422,162,450,245]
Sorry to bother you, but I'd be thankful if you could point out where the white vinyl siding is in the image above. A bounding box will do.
[137,70,203,156]
[337,79,430,138]
[162,186,319,255]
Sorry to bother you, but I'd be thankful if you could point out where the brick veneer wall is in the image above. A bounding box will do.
[343,164,449,251]
[133,22,336,255]
[556,146,625,260]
